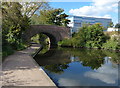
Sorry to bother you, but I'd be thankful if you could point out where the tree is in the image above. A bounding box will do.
[38,8,70,27]
[78,23,108,48]
[115,23,120,28]
[60,23,109,48]
[2,2,24,56]
[20,1,50,18]
[30,14,42,25]
[30,14,39,24]
[2,2,30,50]
[108,22,114,27]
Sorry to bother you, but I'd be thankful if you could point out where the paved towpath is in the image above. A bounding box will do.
[2,44,56,87]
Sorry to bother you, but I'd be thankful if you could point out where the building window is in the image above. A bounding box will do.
[74,22,81,27]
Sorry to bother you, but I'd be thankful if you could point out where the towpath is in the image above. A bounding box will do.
[2,44,56,87]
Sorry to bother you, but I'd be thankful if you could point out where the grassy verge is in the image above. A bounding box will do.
[2,43,28,61]
[2,45,14,61]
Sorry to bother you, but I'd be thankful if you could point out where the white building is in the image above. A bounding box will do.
[68,16,112,33]
[107,28,119,32]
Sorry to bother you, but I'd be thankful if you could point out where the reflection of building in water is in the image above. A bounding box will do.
[104,57,111,64]
[70,56,79,62]
[104,57,118,68]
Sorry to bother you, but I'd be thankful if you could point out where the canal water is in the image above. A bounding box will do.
[34,47,119,87]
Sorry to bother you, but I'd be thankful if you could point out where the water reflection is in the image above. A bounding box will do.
[34,48,119,86]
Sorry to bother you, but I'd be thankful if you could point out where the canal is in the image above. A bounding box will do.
[34,47,119,87]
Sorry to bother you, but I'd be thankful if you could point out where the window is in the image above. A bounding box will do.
[74,22,81,27]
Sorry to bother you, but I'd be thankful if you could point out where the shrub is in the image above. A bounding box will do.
[2,45,14,59]
[102,35,120,50]
[59,23,120,51]
[102,39,118,50]
[58,39,73,47]
[72,23,108,48]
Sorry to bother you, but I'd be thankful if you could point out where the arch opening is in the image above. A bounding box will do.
[42,32,57,46]
[30,32,57,47]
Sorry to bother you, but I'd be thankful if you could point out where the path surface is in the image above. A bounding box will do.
[2,44,56,87]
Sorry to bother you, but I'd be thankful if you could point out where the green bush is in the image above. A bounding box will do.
[15,43,27,51]
[59,23,108,48]
[75,23,109,48]
[58,39,73,47]
[59,24,120,51]
[102,39,118,50]
[102,36,120,50]
[2,45,14,59]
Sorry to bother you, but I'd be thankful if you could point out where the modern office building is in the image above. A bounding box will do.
[68,15,112,33]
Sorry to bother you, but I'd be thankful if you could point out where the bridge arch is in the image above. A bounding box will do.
[24,25,70,46]
[41,32,58,46]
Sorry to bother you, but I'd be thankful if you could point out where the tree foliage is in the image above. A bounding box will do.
[115,23,120,28]
[30,14,42,24]
[21,1,50,18]
[2,2,29,49]
[31,8,70,27]
[59,24,108,48]
[78,23,108,48]
[108,22,114,27]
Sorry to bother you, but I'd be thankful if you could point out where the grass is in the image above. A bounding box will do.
[2,45,14,61]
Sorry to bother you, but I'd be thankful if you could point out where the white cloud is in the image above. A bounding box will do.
[57,63,118,86]
[69,0,119,18]
[102,15,111,18]
[84,64,118,84]
[58,78,81,86]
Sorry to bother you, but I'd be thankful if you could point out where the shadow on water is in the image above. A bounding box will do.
[34,47,120,87]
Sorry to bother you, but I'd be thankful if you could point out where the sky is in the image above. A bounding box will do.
[49,0,119,25]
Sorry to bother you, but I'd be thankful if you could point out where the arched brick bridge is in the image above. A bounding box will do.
[24,25,70,46]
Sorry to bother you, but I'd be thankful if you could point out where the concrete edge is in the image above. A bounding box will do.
[29,45,57,87]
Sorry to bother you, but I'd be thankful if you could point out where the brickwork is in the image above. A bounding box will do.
[24,25,70,45]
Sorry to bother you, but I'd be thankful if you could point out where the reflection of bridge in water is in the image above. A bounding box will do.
[34,48,112,70]
[34,48,71,66]
[23,25,70,46]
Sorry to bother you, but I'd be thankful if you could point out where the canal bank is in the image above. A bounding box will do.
[2,44,56,87]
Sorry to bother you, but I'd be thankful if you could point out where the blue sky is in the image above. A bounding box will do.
[50,2,92,15]
[49,1,119,25]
